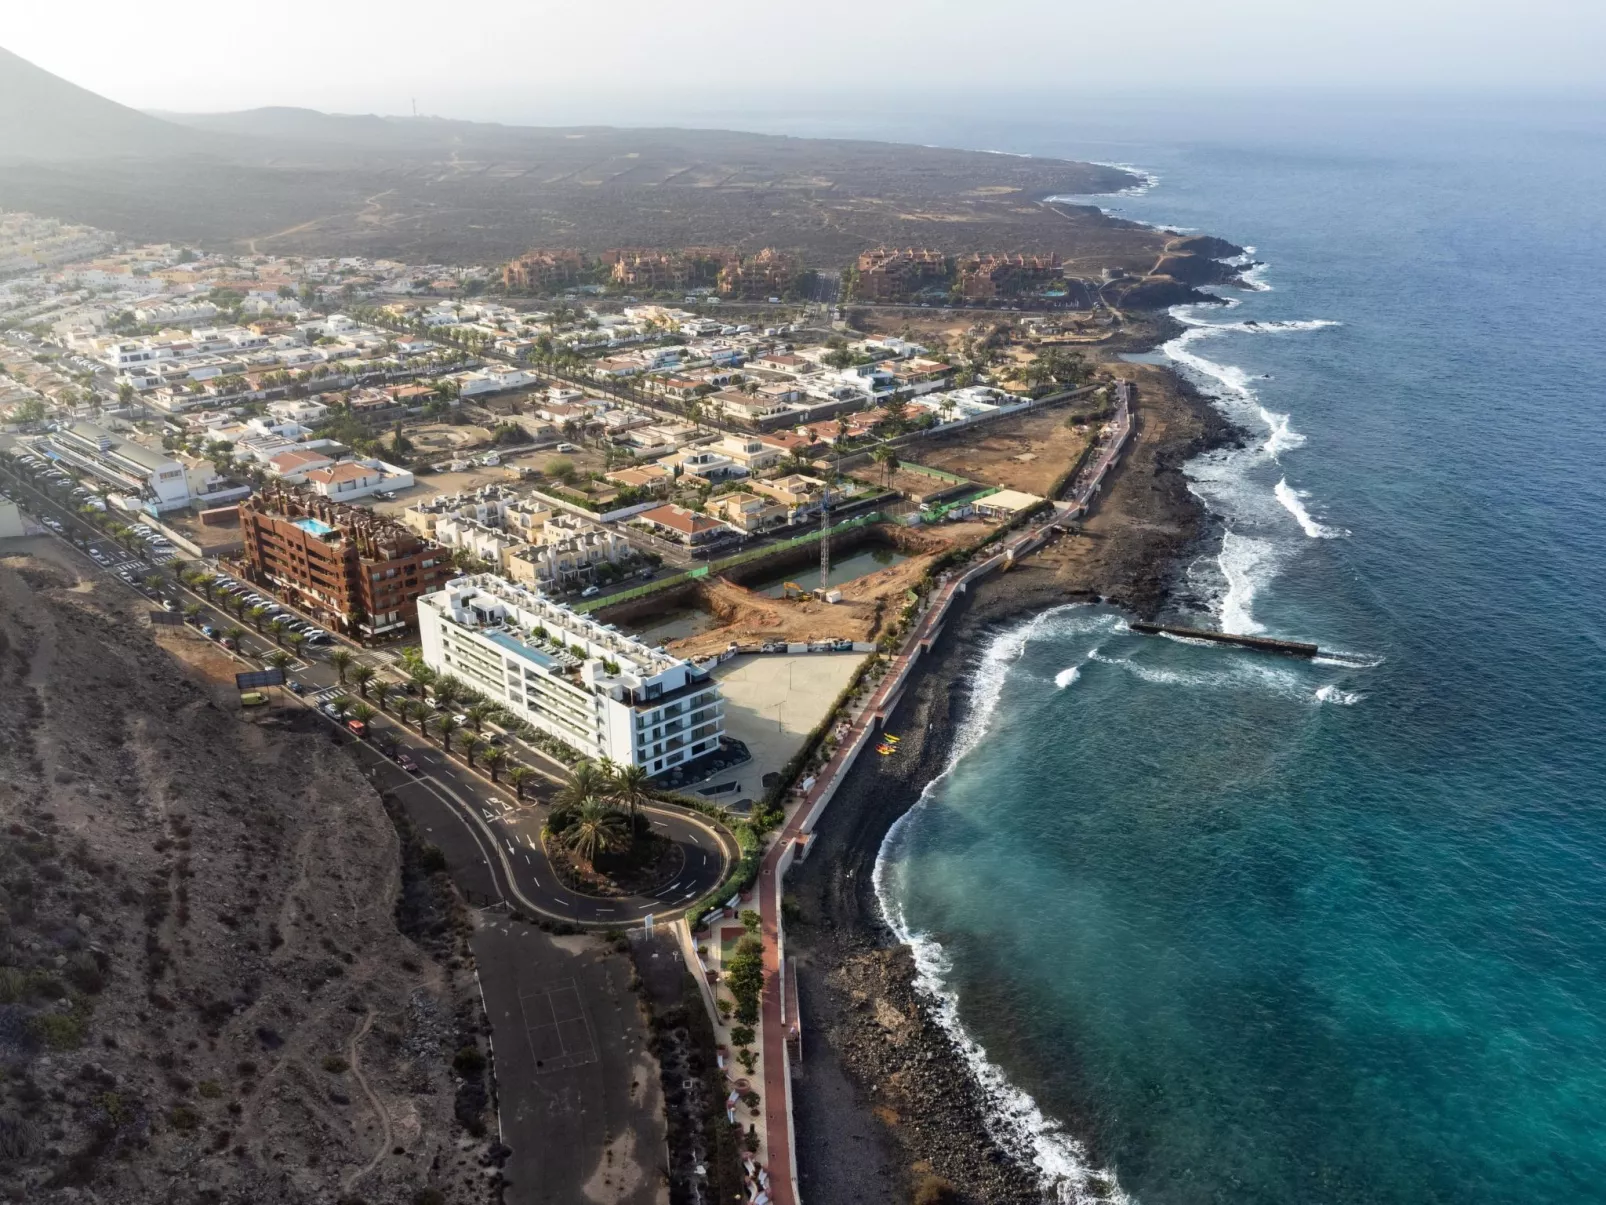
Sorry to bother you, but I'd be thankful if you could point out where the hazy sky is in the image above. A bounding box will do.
[8,1,1604,122]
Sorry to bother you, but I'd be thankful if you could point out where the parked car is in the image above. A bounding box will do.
[200,625,215,638]
[239,691,269,707]
[346,719,367,738]
[287,681,305,695]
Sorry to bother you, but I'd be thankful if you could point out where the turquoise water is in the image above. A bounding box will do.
[857,98,1606,1203]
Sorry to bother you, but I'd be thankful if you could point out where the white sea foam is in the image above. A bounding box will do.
[1218,530,1275,634]
[1314,684,1363,705]
[1313,650,1386,669]
[1054,665,1082,689]
[1274,477,1345,538]
[1088,649,1309,698]
[874,610,1130,1204]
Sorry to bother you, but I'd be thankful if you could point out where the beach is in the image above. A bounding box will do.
[784,358,1241,1203]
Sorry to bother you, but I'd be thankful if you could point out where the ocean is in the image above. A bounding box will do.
[820,95,1606,1204]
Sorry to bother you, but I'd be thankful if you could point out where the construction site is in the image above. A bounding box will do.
[596,519,994,659]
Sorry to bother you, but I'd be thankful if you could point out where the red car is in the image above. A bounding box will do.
[396,752,420,774]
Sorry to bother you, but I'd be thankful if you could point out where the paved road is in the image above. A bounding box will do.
[0,458,733,929]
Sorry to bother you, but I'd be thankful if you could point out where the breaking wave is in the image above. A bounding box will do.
[875,609,1130,1204]
[1275,478,1346,538]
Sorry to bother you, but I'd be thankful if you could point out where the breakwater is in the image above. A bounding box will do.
[1128,621,1319,658]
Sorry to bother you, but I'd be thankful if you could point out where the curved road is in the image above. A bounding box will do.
[0,457,735,928]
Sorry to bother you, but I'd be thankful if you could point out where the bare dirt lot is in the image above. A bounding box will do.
[0,539,497,1205]
[659,522,993,659]
[906,401,1098,497]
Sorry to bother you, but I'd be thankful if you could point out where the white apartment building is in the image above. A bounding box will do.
[419,575,724,774]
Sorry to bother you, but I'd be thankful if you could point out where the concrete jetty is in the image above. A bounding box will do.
[1129,621,1319,658]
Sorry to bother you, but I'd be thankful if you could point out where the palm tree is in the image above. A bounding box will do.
[507,764,535,800]
[396,698,427,732]
[372,682,394,712]
[609,763,653,822]
[329,648,353,684]
[460,735,484,768]
[559,760,606,809]
[407,665,436,695]
[222,624,246,648]
[433,713,460,754]
[482,748,506,782]
[328,697,352,723]
[143,574,165,593]
[559,798,628,867]
[246,605,270,632]
[430,677,463,711]
[463,702,495,733]
[285,630,307,657]
[348,701,376,728]
[266,650,293,673]
[225,594,248,619]
[349,665,377,698]
[267,617,288,646]
[181,602,203,624]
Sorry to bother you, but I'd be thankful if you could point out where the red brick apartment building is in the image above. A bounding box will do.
[853,247,949,302]
[501,248,586,292]
[955,252,1062,301]
[239,483,447,639]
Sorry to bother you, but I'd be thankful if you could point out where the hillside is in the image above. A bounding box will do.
[0,46,1166,271]
[0,541,496,1203]
[0,46,208,161]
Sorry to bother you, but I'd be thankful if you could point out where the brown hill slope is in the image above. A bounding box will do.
[0,544,495,1204]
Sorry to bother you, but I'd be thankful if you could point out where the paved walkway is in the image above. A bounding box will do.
[751,388,1132,1204]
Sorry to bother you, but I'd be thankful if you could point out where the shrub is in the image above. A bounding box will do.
[725,935,765,1026]
[168,1105,201,1132]
[452,1045,486,1076]
[321,1055,350,1074]
[739,909,761,934]
[729,1025,755,1048]
[28,1010,87,1051]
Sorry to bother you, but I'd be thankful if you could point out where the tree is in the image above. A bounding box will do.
[482,748,506,782]
[396,698,427,732]
[430,677,463,711]
[222,625,246,648]
[246,605,270,632]
[182,602,203,624]
[267,617,289,646]
[559,799,628,867]
[433,713,461,754]
[460,735,484,768]
[371,682,393,712]
[143,574,165,593]
[464,702,495,733]
[328,697,352,723]
[285,630,307,657]
[348,701,376,727]
[608,763,652,822]
[507,765,535,800]
[349,665,377,698]
[725,934,766,1025]
[329,648,353,684]
[559,760,606,809]
[266,650,293,673]
[870,445,900,487]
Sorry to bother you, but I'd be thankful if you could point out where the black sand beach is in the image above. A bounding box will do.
[785,363,1241,1204]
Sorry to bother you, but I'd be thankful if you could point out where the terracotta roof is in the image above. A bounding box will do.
[306,462,375,485]
[637,504,721,535]
[269,449,331,471]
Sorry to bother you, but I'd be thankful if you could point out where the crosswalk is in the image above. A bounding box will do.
[308,686,344,705]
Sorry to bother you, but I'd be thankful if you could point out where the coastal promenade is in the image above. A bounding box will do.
[754,386,1133,1203]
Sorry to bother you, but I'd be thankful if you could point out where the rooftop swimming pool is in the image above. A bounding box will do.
[293,517,336,538]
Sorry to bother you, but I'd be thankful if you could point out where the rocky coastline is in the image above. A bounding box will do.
[785,359,1243,1204]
